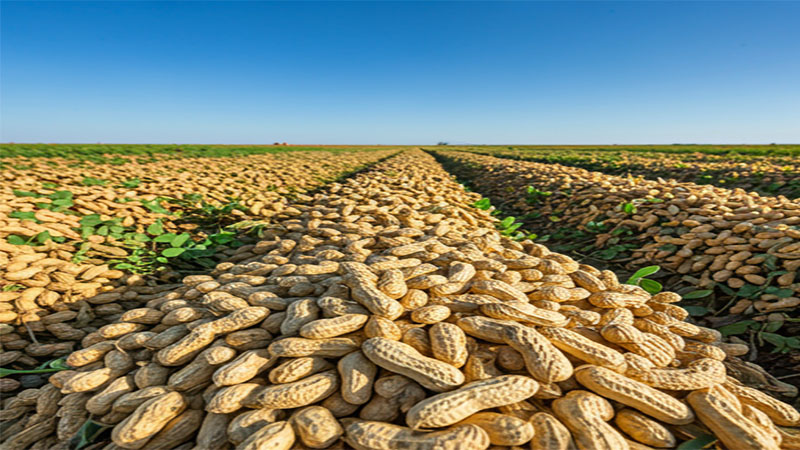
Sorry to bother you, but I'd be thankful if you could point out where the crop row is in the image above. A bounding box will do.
[435,146,800,200]
[432,150,800,357]
[0,149,397,372]
[0,143,397,162]
[1,149,797,449]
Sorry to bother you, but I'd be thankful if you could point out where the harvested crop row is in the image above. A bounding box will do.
[448,147,800,199]
[433,150,800,316]
[0,150,396,380]
[2,149,797,450]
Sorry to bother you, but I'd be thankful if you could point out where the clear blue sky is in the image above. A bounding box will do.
[2,1,798,145]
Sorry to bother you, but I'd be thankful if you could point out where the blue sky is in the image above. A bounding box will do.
[2,1,798,145]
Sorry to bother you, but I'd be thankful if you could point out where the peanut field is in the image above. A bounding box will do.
[0,144,798,449]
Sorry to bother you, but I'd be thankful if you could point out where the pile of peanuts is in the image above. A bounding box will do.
[434,150,800,314]
[0,150,395,378]
[1,150,797,449]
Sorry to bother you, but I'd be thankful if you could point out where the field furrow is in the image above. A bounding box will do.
[1,149,797,450]
[0,149,397,369]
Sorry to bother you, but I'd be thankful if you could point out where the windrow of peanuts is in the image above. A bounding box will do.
[434,150,800,314]
[0,150,396,382]
[460,148,800,200]
[1,150,799,450]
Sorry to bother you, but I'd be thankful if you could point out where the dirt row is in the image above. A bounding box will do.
[0,150,397,377]
[1,150,797,449]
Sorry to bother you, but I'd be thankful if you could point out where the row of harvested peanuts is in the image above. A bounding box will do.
[0,150,396,381]
[1,150,798,449]
[452,147,800,200]
[433,150,800,314]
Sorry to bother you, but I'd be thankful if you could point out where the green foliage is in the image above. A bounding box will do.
[625,265,662,294]
[70,419,111,449]
[0,357,70,377]
[118,178,142,188]
[80,177,108,186]
[676,433,717,450]
[525,186,552,205]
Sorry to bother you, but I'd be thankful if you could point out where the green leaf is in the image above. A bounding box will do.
[35,231,52,243]
[639,278,663,294]
[7,235,28,245]
[49,190,73,200]
[626,265,660,285]
[13,189,42,198]
[764,321,783,333]
[9,211,38,221]
[682,290,713,300]
[154,233,178,243]
[147,220,164,235]
[170,233,191,248]
[676,432,717,450]
[719,320,758,337]
[132,233,150,242]
[114,263,135,270]
[80,214,103,227]
[161,247,185,258]
[96,225,109,236]
[499,217,516,229]
[738,284,762,298]
[683,306,710,317]
[761,332,788,349]
[472,198,491,210]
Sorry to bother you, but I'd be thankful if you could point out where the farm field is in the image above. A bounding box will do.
[1,146,799,449]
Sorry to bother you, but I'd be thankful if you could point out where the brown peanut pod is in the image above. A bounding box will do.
[61,367,117,394]
[614,409,676,448]
[343,420,491,450]
[481,301,568,327]
[268,336,361,358]
[66,341,116,368]
[206,306,270,334]
[322,391,360,418]
[269,357,334,384]
[378,269,409,299]
[362,337,465,392]
[455,412,534,446]
[290,406,344,449]
[317,296,370,317]
[111,391,186,449]
[539,326,626,371]
[627,358,725,390]
[411,305,451,324]
[111,386,172,414]
[2,417,57,450]
[212,349,277,386]
[687,385,780,450]
[196,412,230,450]
[402,327,433,356]
[134,362,171,389]
[141,409,203,450]
[338,350,378,405]
[237,421,296,450]
[456,316,515,344]
[502,325,573,383]
[206,382,264,414]
[405,375,539,429]
[143,325,190,350]
[281,298,321,336]
[429,322,468,368]
[529,412,576,450]
[300,313,369,339]
[401,289,429,310]
[471,279,529,303]
[574,365,694,425]
[87,375,136,415]
[552,390,628,450]
[254,370,340,409]
[724,377,800,426]
[227,408,284,445]
[495,346,525,372]
[155,328,216,367]
[365,315,403,340]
